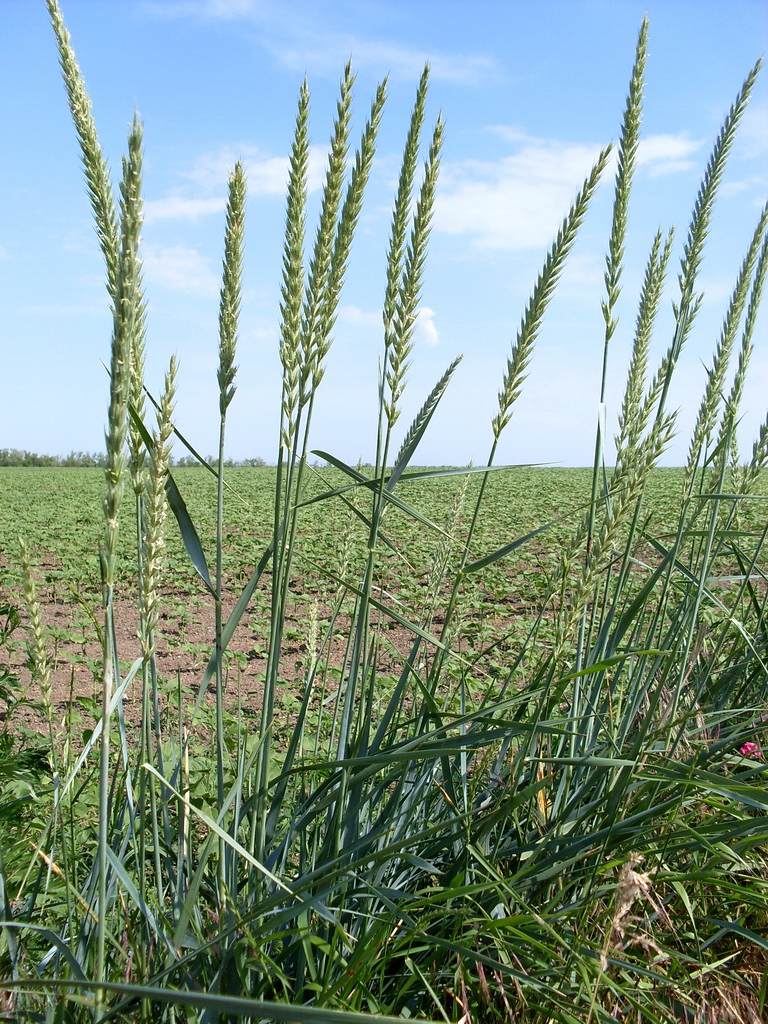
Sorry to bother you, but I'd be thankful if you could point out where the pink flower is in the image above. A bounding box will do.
[739,742,761,759]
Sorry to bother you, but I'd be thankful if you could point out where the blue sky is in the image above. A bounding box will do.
[2,0,766,466]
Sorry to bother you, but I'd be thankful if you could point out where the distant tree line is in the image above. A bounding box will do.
[0,449,108,467]
[0,449,269,468]
[173,456,268,468]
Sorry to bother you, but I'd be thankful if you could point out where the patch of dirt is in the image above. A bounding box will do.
[1,574,467,744]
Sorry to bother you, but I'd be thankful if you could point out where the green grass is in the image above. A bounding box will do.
[2,5,768,1023]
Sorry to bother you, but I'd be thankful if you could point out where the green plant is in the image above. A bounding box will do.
[2,5,767,1023]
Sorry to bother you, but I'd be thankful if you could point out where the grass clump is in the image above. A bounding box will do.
[1,6,767,1024]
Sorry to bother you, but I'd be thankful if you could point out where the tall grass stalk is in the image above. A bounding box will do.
[426,145,611,700]
[657,59,761,422]
[340,79,444,771]
[215,162,246,900]
[94,115,144,1009]
[46,0,119,295]
[3,7,768,1023]
[716,221,768,487]
[579,17,647,671]
[684,203,768,497]
[254,68,387,867]
[569,56,762,696]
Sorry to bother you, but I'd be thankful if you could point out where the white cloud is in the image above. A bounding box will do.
[338,305,437,343]
[339,305,381,328]
[697,276,737,308]
[637,133,701,165]
[141,0,258,17]
[720,180,752,198]
[204,0,257,15]
[493,126,704,179]
[182,143,329,196]
[435,139,604,251]
[19,303,104,316]
[143,244,219,294]
[559,251,604,291]
[144,196,227,223]
[487,126,536,145]
[248,325,278,342]
[142,143,331,228]
[434,128,711,250]
[414,306,439,346]
[375,46,496,85]
[637,133,703,177]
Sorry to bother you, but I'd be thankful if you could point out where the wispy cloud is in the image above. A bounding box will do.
[247,325,278,342]
[203,0,257,15]
[144,196,227,223]
[339,305,381,328]
[142,0,499,84]
[338,304,438,344]
[558,251,604,292]
[721,177,767,199]
[143,143,330,224]
[738,98,768,158]
[181,143,329,196]
[718,99,768,197]
[636,133,703,177]
[272,40,497,84]
[697,276,740,308]
[141,0,260,18]
[19,303,104,316]
[143,244,219,294]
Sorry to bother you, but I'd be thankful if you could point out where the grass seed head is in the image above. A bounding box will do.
[18,536,53,722]
[218,161,246,416]
[279,80,310,448]
[493,146,611,440]
[685,202,768,495]
[47,0,120,295]
[602,15,648,341]
[101,117,144,594]
[140,355,177,658]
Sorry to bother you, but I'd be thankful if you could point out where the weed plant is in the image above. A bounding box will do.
[2,4,768,1023]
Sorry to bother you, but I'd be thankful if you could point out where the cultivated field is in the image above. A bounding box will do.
[0,464,688,728]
